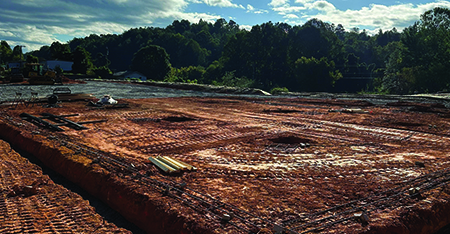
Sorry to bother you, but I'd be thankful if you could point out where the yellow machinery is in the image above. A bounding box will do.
[26,63,57,85]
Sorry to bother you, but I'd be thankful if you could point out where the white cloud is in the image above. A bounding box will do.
[294,0,315,4]
[271,0,450,33]
[110,0,129,3]
[269,0,289,7]
[272,6,307,15]
[310,1,450,31]
[240,24,252,31]
[285,14,299,19]
[12,0,62,8]
[311,1,335,12]
[170,12,222,23]
[0,23,59,51]
[198,0,243,8]
[0,0,226,51]
[246,4,269,14]
[3,0,450,52]
[0,31,15,37]
[254,10,269,14]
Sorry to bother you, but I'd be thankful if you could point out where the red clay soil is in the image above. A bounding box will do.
[0,139,130,233]
[1,96,450,233]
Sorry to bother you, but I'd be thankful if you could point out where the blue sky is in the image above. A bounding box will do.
[1,0,450,52]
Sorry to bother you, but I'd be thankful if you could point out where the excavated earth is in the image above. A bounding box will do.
[2,94,450,233]
[0,134,130,233]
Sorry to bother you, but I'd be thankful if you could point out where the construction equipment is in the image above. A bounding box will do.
[26,63,58,85]
[5,67,24,83]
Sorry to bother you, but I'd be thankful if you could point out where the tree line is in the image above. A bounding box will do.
[1,7,450,94]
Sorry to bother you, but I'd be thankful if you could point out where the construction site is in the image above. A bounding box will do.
[1,82,450,233]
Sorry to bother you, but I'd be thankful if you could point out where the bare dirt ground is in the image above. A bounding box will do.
[0,139,130,233]
[1,93,450,233]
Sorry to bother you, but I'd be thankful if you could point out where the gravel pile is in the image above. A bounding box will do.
[0,81,229,102]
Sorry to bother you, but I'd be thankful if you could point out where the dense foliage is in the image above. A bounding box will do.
[380,7,450,94]
[3,7,450,94]
[131,45,171,81]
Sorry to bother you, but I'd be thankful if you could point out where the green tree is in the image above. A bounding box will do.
[375,28,401,47]
[50,42,72,61]
[382,7,450,93]
[289,19,344,62]
[293,57,342,92]
[54,65,63,76]
[0,41,13,64]
[12,45,25,61]
[154,33,210,68]
[28,45,51,62]
[195,29,220,61]
[169,20,191,34]
[92,66,112,78]
[204,60,224,84]
[72,46,93,74]
[344,53,360,78]
[26,54,39,63]
[131,45,171,81]
[215,70,254,88]
[221,22,290,89]
[381,44,413,94]
[167,66,205,83]
[93,52,111,68]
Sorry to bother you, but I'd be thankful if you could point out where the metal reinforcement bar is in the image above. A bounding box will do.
[283,166,450,227]
[56,138,279,233]
[284,167,450,233]
[19,113,106,131]
[45,135,450,234]
[19,113,64,132]
[41,113,88,130]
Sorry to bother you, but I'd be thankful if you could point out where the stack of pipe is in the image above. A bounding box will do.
[148,156,197,173]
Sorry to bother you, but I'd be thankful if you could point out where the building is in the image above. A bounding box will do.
[7,61,23,69]
[7,60,74,72]
[44,60,73,72]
